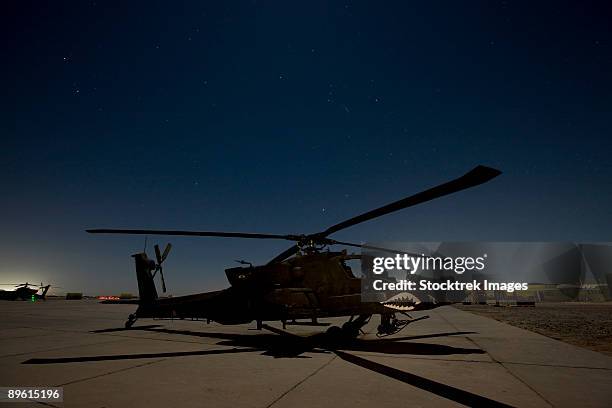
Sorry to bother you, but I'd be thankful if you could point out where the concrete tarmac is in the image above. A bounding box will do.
[1,300,611,407]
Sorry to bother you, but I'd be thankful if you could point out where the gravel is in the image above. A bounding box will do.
[454,302,612,356]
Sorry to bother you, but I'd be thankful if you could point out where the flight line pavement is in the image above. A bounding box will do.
[0,300,610,408]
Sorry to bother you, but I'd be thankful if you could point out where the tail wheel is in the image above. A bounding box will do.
[125,314,137,329]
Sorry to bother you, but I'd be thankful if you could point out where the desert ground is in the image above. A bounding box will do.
[454,303,612,356]
[1,300,611,407]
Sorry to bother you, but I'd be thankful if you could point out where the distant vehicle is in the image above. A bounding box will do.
[0,282,51,301]
[88,165,501,337]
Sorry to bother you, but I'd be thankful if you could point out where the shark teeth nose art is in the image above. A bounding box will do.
[381,292,421,311]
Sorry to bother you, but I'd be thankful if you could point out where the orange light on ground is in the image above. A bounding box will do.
[97,296,120,300]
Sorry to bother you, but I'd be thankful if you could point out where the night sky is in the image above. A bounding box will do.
[3,1,611,295]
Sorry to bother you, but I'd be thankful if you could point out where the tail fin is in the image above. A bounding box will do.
[41,285,51,299]
[132,253,158,304]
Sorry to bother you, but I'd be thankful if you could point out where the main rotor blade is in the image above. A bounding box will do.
[321,165,501,236]
[267,244,300,265]
[86,229,298,241]
[266,166,501,264]
[331,240,421,257]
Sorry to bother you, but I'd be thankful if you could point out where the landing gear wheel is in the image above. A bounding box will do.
[376,313,429,337]
[125,313,137,329]
[326,325,343,338]
[341,322,360,339]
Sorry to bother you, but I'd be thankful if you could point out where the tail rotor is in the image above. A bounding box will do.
[152,243,172,293]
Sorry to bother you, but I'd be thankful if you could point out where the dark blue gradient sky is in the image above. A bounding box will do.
[3,1,611,294]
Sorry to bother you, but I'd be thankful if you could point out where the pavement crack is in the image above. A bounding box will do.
[438,309,555,408]
[94,332,216,345]
[264,355,337,408]
[0,339,125,359]
[348,351,612,370]
[34,400,62,408]
[55,358,166,387]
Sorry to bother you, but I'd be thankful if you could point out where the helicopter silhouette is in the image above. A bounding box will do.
[87,165,501,336]
[0,282,55,301]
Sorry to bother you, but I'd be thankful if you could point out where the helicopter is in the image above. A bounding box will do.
[0,282,52,301]
[87,165,501,337]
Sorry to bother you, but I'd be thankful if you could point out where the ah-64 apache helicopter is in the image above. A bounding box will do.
[87,165,501,338]
[0,282,53,301]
